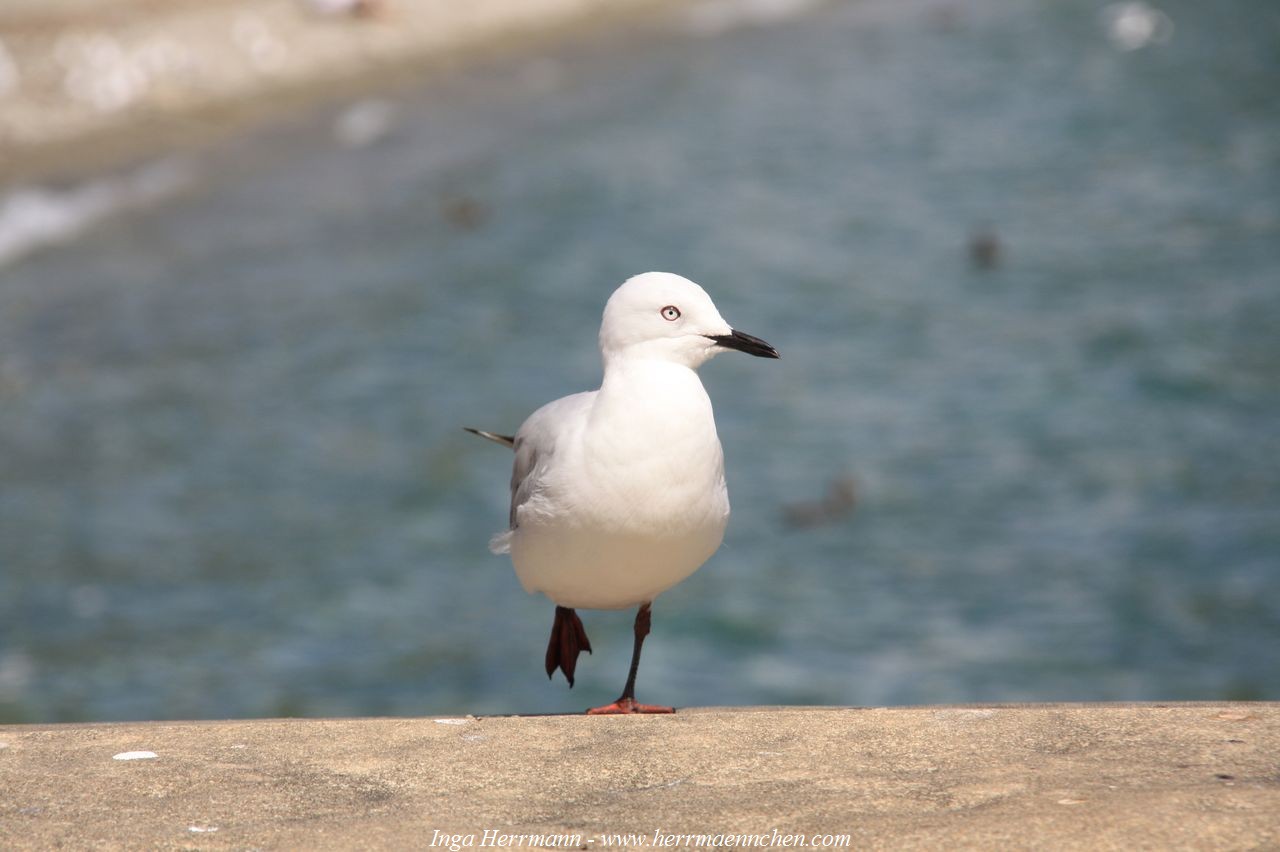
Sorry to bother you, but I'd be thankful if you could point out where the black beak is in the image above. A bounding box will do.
[706,329,780,359]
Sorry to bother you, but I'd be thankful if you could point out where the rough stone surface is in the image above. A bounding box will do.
[1,704,1277,850]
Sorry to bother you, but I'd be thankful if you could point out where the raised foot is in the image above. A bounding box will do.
[546,606,592,687]
[586,697,675,715]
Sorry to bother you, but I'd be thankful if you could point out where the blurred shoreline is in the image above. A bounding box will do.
[0,0,679,185]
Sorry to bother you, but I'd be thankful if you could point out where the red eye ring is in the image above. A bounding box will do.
[660,305,681,321]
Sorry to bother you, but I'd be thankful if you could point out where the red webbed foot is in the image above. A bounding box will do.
[586,697,675,715]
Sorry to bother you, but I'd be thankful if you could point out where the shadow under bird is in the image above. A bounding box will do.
[466,271,778,714]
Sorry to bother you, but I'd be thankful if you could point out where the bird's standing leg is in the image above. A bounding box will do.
[587,602,674,715]
[546,605,592,686]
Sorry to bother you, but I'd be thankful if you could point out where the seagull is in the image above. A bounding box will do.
[466,271,778,714]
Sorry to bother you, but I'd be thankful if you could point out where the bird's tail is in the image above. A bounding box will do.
[488,530,513,554]
[463,427,515,449]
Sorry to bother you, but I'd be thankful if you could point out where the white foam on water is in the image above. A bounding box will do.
[0,651,33,698]
[682,0,826,37]
[334,98,396,149]
[0,158,193,269]
[1100,2,1174,51]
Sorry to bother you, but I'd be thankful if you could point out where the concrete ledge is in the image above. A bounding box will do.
[1,703,1277,850]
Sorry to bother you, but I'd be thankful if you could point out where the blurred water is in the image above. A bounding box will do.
[1,0,1278,722]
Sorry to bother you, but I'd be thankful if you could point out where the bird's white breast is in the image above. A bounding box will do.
[509,360,730,609]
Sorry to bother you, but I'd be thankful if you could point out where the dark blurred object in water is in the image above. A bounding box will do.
[783,476,857,529]
[969,227,1001,271]
[442,195,491,231]
[926,3,964,33]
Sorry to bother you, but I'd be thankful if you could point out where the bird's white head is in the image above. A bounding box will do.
[598,272,779,369]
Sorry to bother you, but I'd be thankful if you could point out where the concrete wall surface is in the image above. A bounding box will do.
[1,703,1277,850]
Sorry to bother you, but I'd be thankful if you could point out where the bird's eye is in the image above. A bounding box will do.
[660,305,681,321]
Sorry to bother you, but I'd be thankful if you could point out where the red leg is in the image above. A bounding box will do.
[586,603,674,715]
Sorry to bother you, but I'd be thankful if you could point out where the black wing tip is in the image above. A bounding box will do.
[463,427,516,448]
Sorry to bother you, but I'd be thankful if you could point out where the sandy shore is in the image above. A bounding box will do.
[0,0,678,183]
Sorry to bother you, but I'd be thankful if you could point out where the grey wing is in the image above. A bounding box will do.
[488,436,539,554]
[508,432,540,529]
[504,391,596,533]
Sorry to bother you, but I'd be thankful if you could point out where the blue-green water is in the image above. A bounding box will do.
[1,0,1278,721]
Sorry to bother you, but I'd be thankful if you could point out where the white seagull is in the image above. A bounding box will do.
[467,271,778,714]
